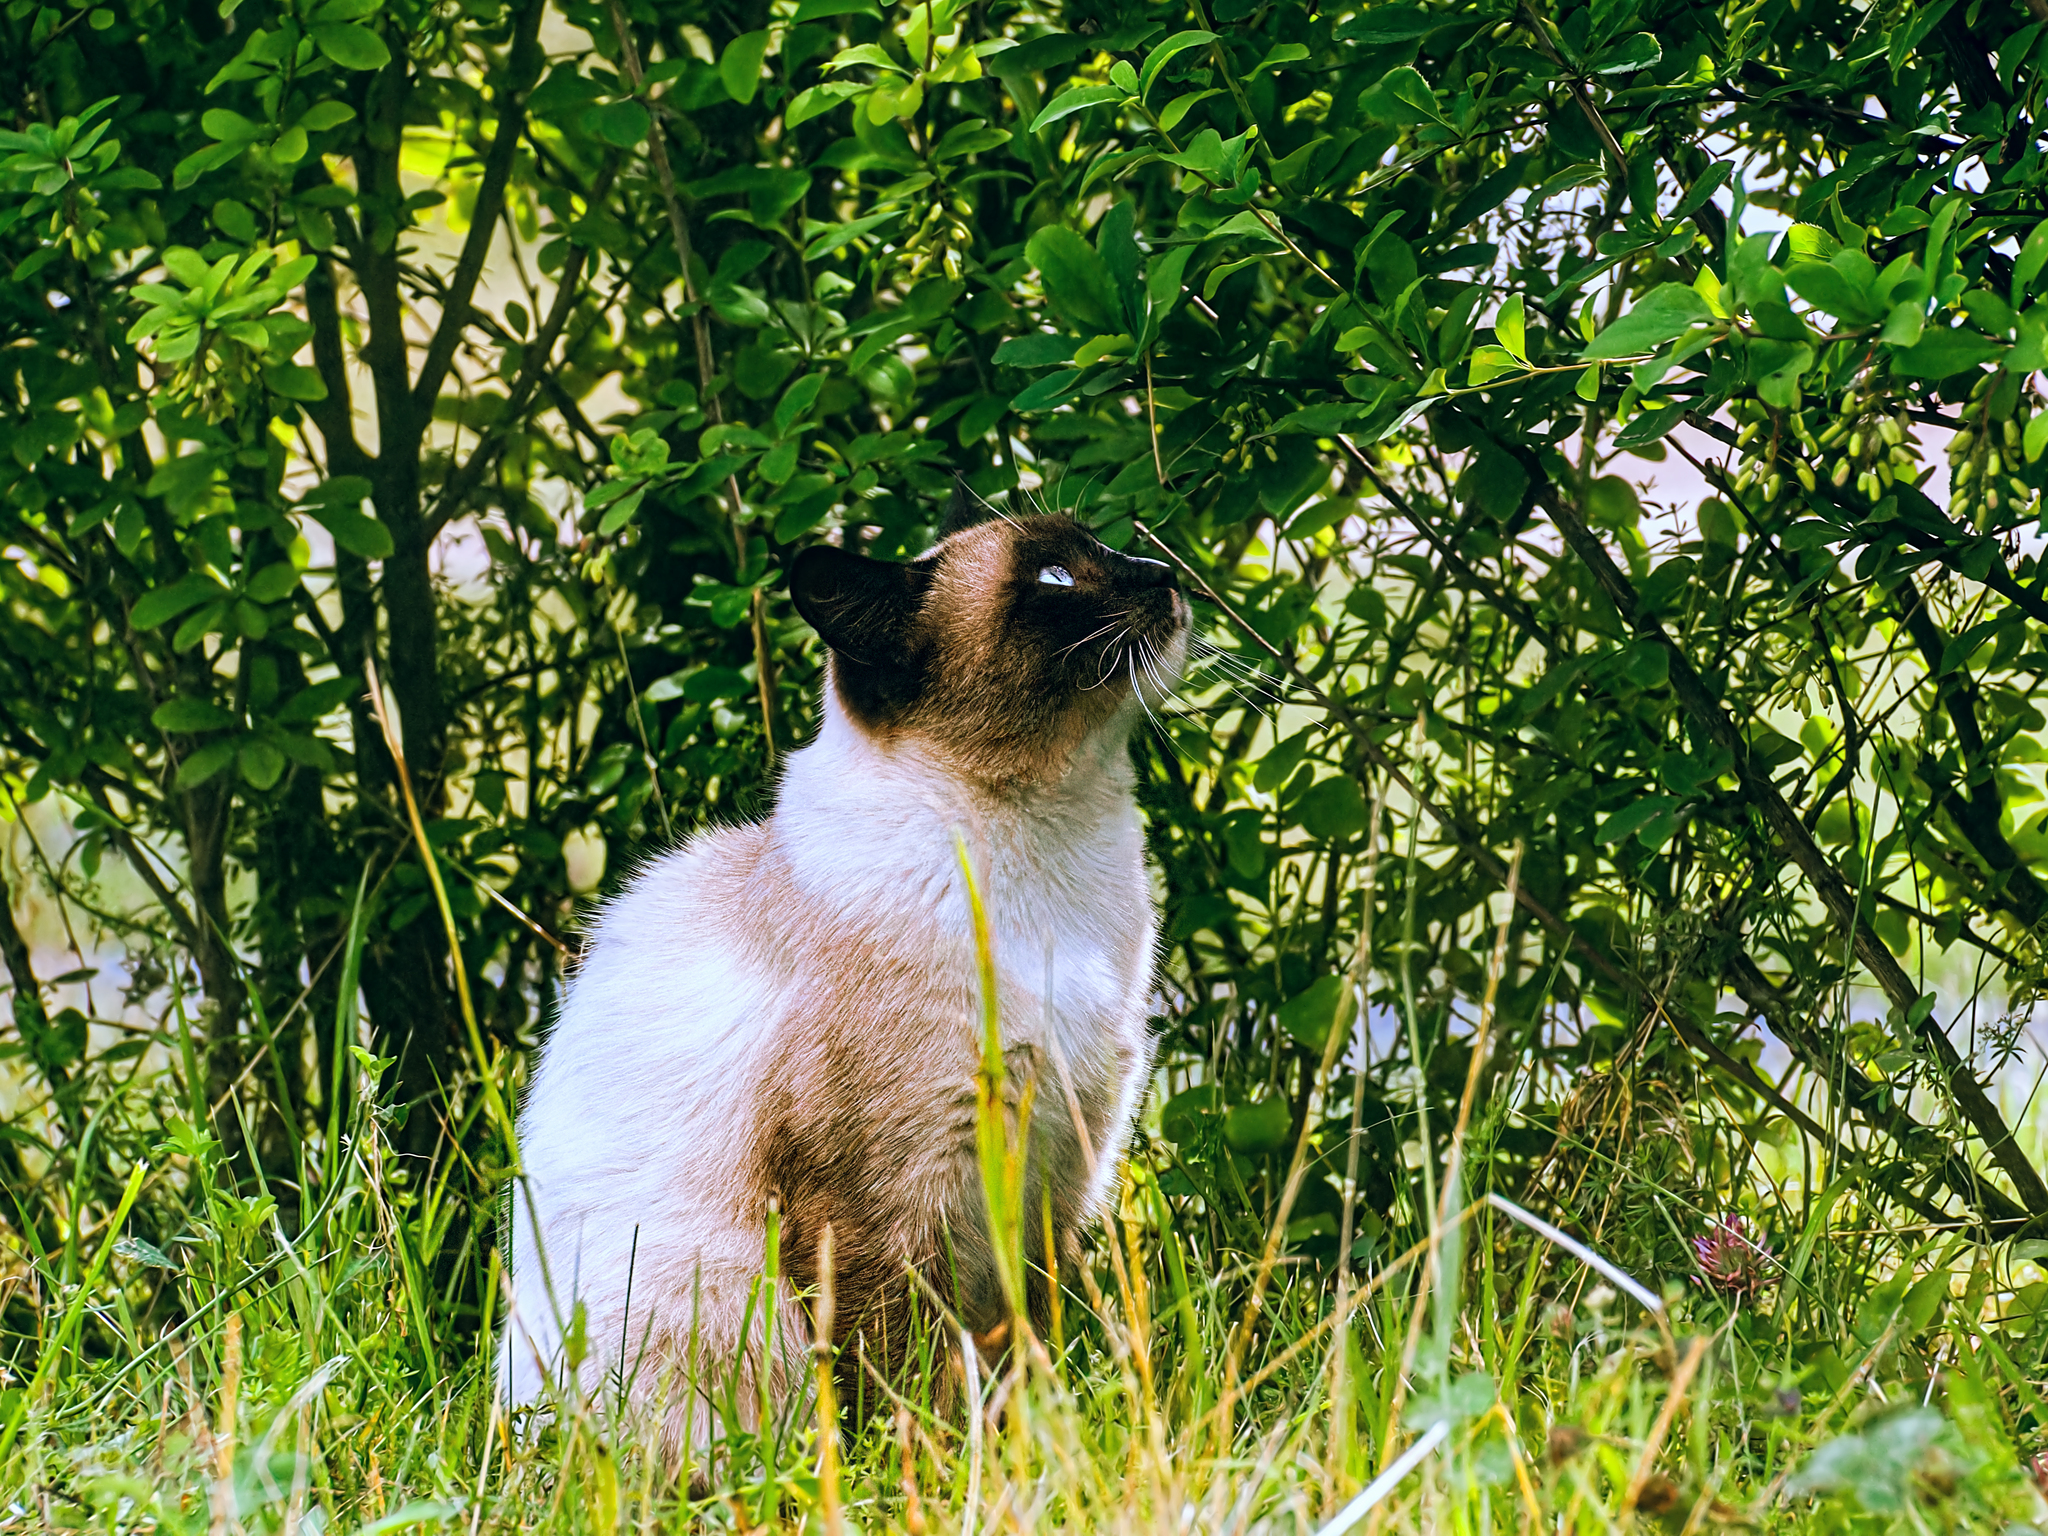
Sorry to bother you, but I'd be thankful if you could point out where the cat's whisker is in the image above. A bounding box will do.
[1084,626,1136,691]
[1181,649,1289,706]
[1054,613,1133,664]
[1128,649,1173,749]
[1186,638,1284,690]
[1180,668,1284,718]
[1186,636,1272,672]
[1179,663,1286,708]
[1136,636,1186,712]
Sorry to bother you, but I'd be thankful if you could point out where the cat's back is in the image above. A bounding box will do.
[518,819,787,1181]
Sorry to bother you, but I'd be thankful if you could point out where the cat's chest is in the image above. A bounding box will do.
[772,809,1152,1063]
[984,879,1150,1047]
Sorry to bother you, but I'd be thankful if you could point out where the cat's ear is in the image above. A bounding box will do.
[788,545,932,666]
[938,474,996,538]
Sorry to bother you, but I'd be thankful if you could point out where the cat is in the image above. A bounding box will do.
[501,507,1188,1462]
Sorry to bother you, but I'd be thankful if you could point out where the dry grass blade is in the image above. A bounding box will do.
[1314,1419,1451,1536]
[363,656,518,1153]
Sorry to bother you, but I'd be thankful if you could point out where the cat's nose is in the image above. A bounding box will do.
[1124,556,1176,590]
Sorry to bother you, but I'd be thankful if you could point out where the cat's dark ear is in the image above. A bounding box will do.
[789,546,934,723]
[789,545,931,660]
[938,474,996,538]
[790,548,937,724]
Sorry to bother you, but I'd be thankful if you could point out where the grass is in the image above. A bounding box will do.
[8,992,2048,1536]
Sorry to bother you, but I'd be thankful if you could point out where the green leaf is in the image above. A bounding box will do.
[597,488,644,537]
[264,363,328,400]
[310,504,394,560]
[298,474,373,511]
[239,739,286,790]
[172,140,244,189]
[1252,724,1316,791]
[245,562,301,602]
[1139,29,1216,99]
[1029,84,1127,134]
[758,439,799,484]
[804,208,900,260]
[683,666,753,702]
[792,0,882,17]
[1222,1096,1291,1154]
[1494,293,1526,362]
[1251,42,1311,73]
[1159,1083,1219,1143]
[2026,410,2048,464]
[1753,342,1813,408]
[1889,326,2007,379]
[131,573,227,630]
[1373,65,1448,125]
[1296,774,1366,839]
[1880,302,1924,348]
[933,120,1012,160]
[1141,245,1194,344]
[1467,345,1521,385]
[585,100,650,147]
[1277,974,1351,1049]
[1620,639,1669,688]
[1204,253,1269,300]
[1339,5,1443,41]
[2015,219,2048,302]
[277,675,360,724]
[1785,222,1840,262]
[775,375,826,436]
[2007,313,2047,372]
[113,1235,180,1269]
[174,739,238,790]
[993,332,1078,366]
[1784,261,1876,324]
[1025,225,1125,335]
[310,22,391,70]
[1597,795,1678,845]
[1010,368,1084,411]
[200,108,267,143]
[1581,283,1713,362]
[151,698,233,733]
[785,81,865,128]
[1590,32,1660,72]
[721,31,772,105]
[827,42,906,74]
[1280,402,1362,433]
[1156,88,1220,132]
[1615,400,1695,444]
[212,198,260,244]
[297,101,356,132]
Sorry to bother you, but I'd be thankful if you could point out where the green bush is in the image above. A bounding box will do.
[9,0,2048,1522]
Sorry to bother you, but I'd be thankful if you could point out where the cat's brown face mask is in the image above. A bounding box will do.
[790,512,1189,783]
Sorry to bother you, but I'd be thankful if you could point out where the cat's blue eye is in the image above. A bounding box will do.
[1038,565,1075,587]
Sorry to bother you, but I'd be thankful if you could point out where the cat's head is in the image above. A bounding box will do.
[789,512,1188,781]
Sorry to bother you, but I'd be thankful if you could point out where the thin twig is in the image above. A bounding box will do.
[1484,1193,1665,1318]
[604,0,778,762]
[1312,1419,1451,1536]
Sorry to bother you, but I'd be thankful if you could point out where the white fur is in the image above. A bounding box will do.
[501,683,1166,1444]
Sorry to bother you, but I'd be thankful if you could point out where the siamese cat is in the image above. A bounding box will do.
[502,508,1188,1457]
